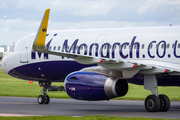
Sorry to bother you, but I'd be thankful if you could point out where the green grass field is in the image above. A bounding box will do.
[0,69,180,100]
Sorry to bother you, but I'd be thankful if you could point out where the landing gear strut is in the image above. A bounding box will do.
[37,81,51,104]
[144,74,170,112]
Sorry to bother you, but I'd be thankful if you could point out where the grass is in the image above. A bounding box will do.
[0,69,180,100]
[0,115,179,120]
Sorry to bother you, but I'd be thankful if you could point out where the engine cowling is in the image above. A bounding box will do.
[64,71,128,101]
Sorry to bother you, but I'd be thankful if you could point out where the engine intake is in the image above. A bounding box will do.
[64,71,128,101]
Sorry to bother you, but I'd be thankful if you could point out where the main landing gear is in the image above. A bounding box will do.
[37,81,51,104]
[144,74,170,112]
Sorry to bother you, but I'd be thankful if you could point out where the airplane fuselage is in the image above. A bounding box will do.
[2,26,180,85]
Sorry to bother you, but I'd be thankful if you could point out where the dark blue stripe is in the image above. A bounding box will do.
[8,61,95,82]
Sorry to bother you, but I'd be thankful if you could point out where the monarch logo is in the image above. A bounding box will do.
[42,28,46,32]
[31,51,49,59]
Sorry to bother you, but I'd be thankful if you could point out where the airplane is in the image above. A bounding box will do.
[2,9,180,112]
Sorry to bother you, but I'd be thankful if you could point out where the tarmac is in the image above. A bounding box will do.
[0,96,179,118]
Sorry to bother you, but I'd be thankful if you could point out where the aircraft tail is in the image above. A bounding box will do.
[33,9,50,51]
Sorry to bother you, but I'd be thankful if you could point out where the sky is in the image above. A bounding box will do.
[0,0,180,45]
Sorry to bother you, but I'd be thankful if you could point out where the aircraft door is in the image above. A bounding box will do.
[20,36,33,63]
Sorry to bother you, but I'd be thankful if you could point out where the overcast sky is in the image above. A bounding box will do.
[0,0,180,45]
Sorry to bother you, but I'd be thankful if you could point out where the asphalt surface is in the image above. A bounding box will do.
[0,96,179,118]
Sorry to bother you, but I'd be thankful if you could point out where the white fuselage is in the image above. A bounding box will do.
[2,26,180,82]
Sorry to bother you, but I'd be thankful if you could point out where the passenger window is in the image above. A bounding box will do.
[178,43,180,48]
[129,45,131,49]
[150,44,153,49]
[167,43,170,49]
[156,44,159,49]
[134,44,137,49]
[49,46,51,50]
[58,46,60,51]
[161,44,164,49]
[80,46,83,50]
[172,44,175,48]
[124,45,126,49]
[53,46,56,50]
[104,45,107,49]
[141,44,144,49]
[62,46,65,51]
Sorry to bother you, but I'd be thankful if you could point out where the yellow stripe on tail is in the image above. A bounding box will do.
[33,9,50,51]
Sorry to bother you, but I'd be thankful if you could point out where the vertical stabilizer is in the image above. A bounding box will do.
[33,9,50,51]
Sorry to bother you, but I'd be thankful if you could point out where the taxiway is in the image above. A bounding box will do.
[0,96,179,118]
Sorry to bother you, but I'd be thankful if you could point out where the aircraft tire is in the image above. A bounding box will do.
[37,95,45,104]
[159,94,170,112]
[145,95,160,112]
[44,95,50,104]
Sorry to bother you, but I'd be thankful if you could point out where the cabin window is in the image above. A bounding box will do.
[178,43,180,48]
[53,46,56,51]
[62,46,65,51]
[156,44,159,49]
[119,45,121,49]
[141,44,144,49]
[58,46,60,51]
[167,43,170,49]
[72,46,74,50]
[161,44,164,49]
[172,44,175,48]
[81,46,83,50]
[134,44,137,49]
[124,45,127,49]
[150,44,153,49]
[49,46,51,50]
[104,45,107,49]
[129,45,131,49]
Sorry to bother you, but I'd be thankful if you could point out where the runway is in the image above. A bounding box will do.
[0,96,179,118]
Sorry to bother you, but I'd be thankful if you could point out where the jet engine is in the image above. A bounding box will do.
[64,71,128,101]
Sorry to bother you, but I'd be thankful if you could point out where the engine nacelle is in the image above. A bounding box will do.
[64,71,128,101]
